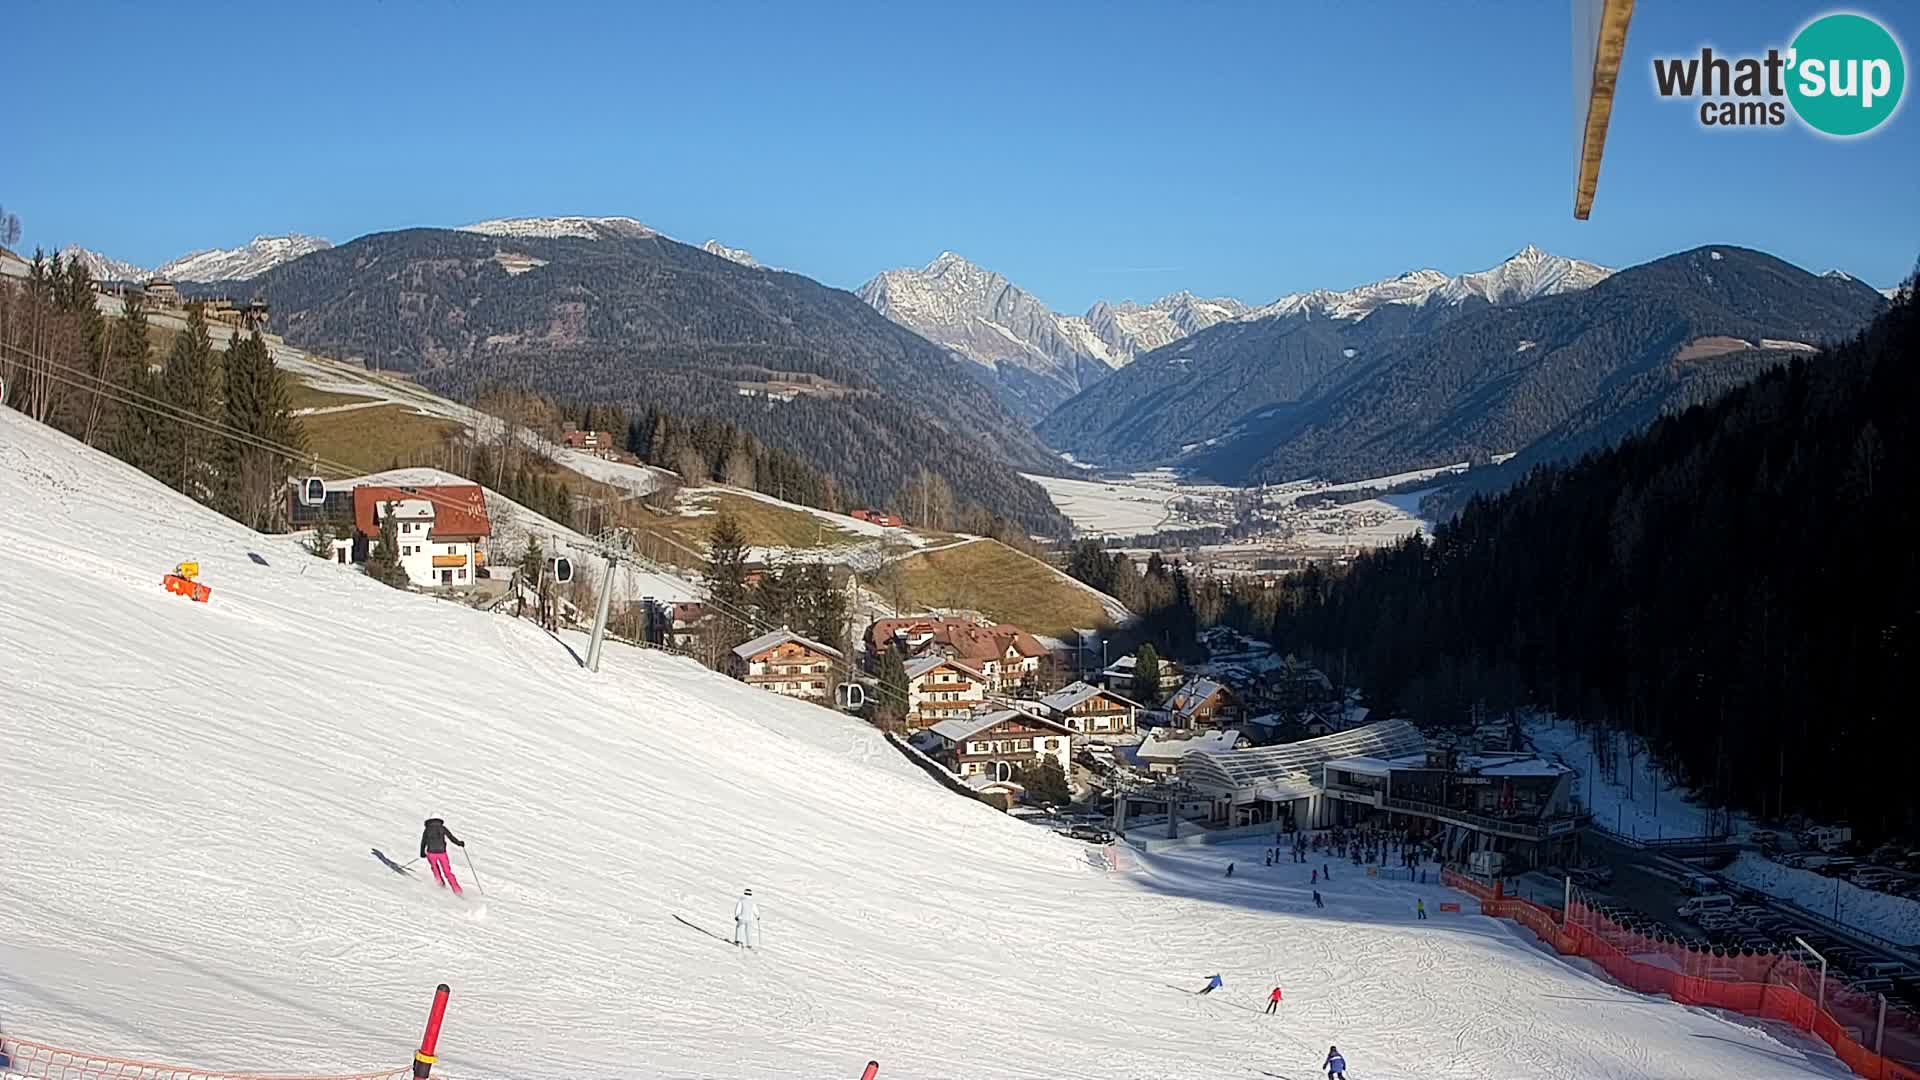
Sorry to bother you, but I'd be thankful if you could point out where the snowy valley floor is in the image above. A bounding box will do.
[0,408,1854,1079]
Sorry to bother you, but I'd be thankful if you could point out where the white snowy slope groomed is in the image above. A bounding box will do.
[0,407,1851,1080]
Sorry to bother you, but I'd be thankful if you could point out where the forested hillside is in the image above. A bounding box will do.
[1043,247,1885,487]
[1268,273,1917,836]
[223,229,1070,535]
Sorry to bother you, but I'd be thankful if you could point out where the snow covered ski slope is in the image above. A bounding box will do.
[0,408,1852,1080]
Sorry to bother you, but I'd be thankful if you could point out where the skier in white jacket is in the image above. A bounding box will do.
[733,888,760,949]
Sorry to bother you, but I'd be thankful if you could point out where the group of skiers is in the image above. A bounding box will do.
[1189,976,1350,1076]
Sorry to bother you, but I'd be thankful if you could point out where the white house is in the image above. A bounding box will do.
[731,628,843,701]
[909,708,1075,782]
[1035,681,1142,740]
[352,483,492,589]
[904,655,989,728]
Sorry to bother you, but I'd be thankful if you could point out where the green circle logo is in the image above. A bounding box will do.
[1787,13,1906,136]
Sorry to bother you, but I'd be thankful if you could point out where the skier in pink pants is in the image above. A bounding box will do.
[419,817,466,895]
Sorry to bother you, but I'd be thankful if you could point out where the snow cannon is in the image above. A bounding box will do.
[163,562,212,603]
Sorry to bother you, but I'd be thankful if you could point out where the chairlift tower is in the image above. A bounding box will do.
[583,528,630,673]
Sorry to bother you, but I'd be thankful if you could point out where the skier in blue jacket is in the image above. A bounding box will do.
[1197,973,1223,995]
[1324,1045,1347,1079]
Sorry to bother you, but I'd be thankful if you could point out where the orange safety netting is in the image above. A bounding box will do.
[1444,868,1920,1080]
[0,1036,414,1080]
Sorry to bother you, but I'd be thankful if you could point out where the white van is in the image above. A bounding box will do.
[1681,872,1720,895]
[1678,893,1736,921]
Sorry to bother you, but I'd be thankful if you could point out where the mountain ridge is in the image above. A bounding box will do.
[223,226,1072,534]
[857,252,1247,422]
[57,234,332,283]
[1041,245,1885,486]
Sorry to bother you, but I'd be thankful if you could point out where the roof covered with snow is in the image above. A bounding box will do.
[1135,728,1243,763]
[1166,677,1227,720]
[1037,681,1140,714]
[732,627,843,661]
[1181,719,1427,795]
[925,708,1072,744]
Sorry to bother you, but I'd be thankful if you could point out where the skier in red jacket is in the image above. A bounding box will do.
[1266,986,1283,1014]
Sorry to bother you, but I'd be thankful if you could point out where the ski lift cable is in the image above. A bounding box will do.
[687,584,912,713]
[21,350,913,709]
[17,351,629,565]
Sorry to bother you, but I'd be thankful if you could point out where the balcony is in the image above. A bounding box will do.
[431,554,468,569]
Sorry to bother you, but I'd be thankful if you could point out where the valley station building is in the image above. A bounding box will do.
[1118,718,1586,868]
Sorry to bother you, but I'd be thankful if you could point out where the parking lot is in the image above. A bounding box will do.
[1578,832,1920,1017]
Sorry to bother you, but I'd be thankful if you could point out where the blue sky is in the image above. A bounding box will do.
[7,1,1915,310]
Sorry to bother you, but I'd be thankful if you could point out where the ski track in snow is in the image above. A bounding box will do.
[0,408,1858,1079]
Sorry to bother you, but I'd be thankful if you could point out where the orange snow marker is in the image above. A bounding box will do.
[163,561,212,602]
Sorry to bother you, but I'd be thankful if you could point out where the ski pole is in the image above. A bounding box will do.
[462,846,485,895]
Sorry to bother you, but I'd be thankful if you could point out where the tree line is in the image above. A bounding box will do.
[1067,274,1918,840]
[1,250,305,533]
[699,508,851,664]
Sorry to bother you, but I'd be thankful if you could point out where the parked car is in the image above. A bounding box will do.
[1803,825,1854,852]
[1066,824,1114,844]
[1862,961,1915,980]
[1869,843,1905,866]
[1681,872,1721,895]
[1749,830,1781,846]
[1679,894,1737,921]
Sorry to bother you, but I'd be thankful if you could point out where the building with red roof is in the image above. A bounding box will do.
[350,483,492,589]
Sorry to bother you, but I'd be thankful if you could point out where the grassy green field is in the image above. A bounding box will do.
[298,404,465,478]
[285,383,381,411]
[886,539,1112,637]
[636,490,869,554]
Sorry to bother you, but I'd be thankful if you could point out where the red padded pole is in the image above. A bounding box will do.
[413,984,450,1079]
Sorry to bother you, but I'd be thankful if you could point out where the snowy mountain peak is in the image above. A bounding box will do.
[54,233,330,285]
[700,239,761,268]
[58,245,149,283]
[1243,248,1610,325]
[156,233,332,282]
[858,254,1248,420]
[458,216,657,241]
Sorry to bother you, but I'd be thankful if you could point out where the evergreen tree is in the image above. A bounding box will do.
[875,643,911,729]
[704,510,752,657]
[108,292,156,464]
[1017,756,1072,807]
[754,557,798,625]
[799,562,849,657]
[362,502,410,588]
[306,518,338,559]
[1132,644,1163,705]
[154,304,218,499]
[218,330,304,531]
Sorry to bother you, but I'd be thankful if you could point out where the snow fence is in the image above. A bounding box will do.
[0,985,450,1080]
[0,1037,414,1080]
[1444,868,1920,1080]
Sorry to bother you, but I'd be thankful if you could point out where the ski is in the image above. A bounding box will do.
[371,848,414,876]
